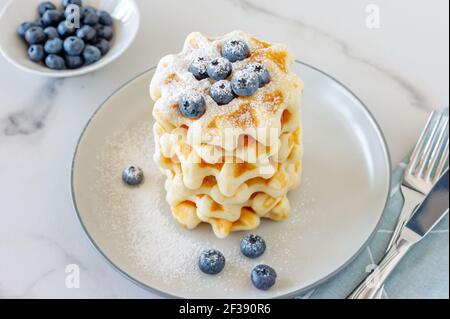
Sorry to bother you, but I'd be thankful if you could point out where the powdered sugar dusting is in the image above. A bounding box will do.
[89,120,314,296]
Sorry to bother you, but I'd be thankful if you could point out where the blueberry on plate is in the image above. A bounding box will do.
[63,36,85,56]
[94,38,110,55]
[122,165,144,186]
[82,45,101,64]
[221,39,250,62]
[97,25,113,40]
[63,0,83,7]
[38,2,56,16]
[44,26,59,39]
[97,10,113,26]
[65,55,84,69]
[251,265,277,290]
[178,91,206,119]
[45,54,66,70]
[231,69,260,97]
[246,63,270,87]
[44,38,63,54]
[42,10,64,27]
[210,80,234,105]
[25,27,46,45]
[76,25,96,42]
[57,21,76,37]
[240,234,266,258]
[17,22,36,38]
[188,56,209,80]
[199,249,225,275]
[28,44,45,62]
[207,57,232,81]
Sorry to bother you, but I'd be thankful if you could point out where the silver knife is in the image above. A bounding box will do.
[349,169,449,299]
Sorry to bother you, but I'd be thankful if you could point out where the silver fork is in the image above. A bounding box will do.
[387,107,449,252]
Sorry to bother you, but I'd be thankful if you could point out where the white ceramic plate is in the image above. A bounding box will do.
[0,0,139,77]
[71,62,391,299]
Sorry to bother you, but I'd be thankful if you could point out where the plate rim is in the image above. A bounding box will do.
[71,61,392,299]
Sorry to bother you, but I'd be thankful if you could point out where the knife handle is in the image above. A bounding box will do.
[348,239,413,299]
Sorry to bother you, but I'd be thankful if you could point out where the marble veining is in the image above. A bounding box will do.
[1,79,64,136]
[229,0,428,109]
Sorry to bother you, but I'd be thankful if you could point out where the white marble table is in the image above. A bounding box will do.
[0,0,448,298]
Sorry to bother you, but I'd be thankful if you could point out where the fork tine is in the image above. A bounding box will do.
[425,116,449,181]
[407,111,440,174]
[415,113,443,177]
[434,139,449,180]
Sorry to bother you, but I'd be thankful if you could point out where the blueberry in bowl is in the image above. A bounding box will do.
[1,0,140,76]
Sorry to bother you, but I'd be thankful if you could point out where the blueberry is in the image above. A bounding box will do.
[76,25,96,42]
[34,18,45,28]
[97,10,113,26]
[44,26,59,39]
[65,55,84,69]
[97,25,113,40]
[94,38,110,55]
[44,38,63,54]
[57,21,76,37]
[81,5,96,16]
[221,39,250,62]
[45,54,66,70]
[178,91,206,119]
[251,265,277,290]
[83,12,99,26]
[25,27,46,45]
[38,2,56,16]
[63,0,82,7]
[246,63,270,87]
[207,57,232,81]
[231,69,260,96]
[63,36,85,56]
[28,45,45,62]
[42,10,64,26]
[93,23,103,31]
[17,22,36,38]
[210,80,234,105]
[199,249,225,275]
[82,45,101,64]
[122,165,144,186]
[240,234,266,258]
[188,56,209,80]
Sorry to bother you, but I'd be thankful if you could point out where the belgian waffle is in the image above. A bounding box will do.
[149,31,304,238]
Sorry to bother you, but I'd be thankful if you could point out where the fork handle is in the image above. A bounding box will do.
[386,186,423,251]
[348,239,413,299]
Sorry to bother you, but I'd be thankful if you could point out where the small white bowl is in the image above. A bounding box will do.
[0,0,140,77]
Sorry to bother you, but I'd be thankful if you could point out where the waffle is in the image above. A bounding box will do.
[149,31,304,238]
[150,31,303,149]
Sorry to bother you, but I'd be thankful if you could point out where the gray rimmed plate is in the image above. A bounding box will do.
[71,62,391,299]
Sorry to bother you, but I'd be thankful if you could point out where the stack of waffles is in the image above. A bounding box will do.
[150,31,303,238]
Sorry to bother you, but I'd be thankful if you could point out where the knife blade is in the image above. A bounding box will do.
[349,169,449,299]
[404,169,449,238]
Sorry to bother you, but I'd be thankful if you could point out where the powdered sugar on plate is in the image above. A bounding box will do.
[89,120,313,296]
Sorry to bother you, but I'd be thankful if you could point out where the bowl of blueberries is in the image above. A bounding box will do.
[0,0,139,77]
